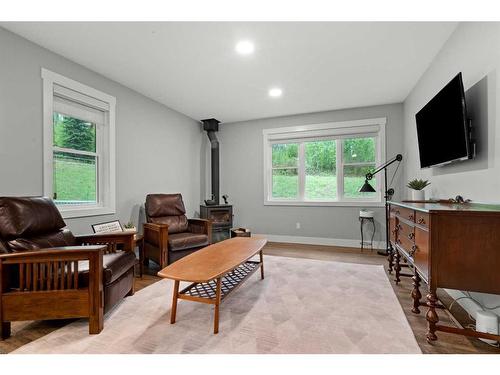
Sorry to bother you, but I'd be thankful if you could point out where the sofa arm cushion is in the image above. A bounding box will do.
[78,250,137,286]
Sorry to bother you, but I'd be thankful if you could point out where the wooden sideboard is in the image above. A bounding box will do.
[389,201,500,343]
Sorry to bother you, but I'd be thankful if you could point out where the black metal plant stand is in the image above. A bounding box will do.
[359,216,375,251]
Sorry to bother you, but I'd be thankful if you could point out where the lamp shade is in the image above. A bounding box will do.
[359,179,376,193]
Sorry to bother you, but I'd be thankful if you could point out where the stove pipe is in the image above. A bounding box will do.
[202,118,221,205]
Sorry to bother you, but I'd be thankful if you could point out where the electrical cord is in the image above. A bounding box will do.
[449,293,500,314]
[465,291,500,310]
[388,159,401,188]
[448,293,500,348]
[387,160,401,199]
[448,296,477,321]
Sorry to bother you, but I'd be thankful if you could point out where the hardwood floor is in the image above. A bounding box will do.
[1,242,498,354]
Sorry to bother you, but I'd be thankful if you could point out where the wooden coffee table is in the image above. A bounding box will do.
[157,237,267,334]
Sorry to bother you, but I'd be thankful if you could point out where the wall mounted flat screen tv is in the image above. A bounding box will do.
[415,72,472,168]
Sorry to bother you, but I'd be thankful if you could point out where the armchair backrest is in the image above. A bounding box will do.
[145,193,189,234]
[0,196,76,252]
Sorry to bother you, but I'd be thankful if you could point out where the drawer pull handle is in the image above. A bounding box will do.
[408,233,415,240]
[408,215,414,221]
[418,218,425,224]
[396,224,403,230]
[409,245,417,257]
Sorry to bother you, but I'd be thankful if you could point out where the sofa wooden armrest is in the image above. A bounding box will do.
[76,231,136,252]
[0,245,105,339]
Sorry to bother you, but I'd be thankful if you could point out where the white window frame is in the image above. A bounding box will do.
[263,118,386,207]
[42,68,116,218]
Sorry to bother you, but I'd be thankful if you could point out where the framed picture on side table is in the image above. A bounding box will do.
[92,220,123,234]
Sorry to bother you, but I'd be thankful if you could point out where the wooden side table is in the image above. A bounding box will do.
[133,233,144,278]
[230,227,251,238]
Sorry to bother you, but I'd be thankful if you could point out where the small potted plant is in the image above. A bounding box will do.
[407,179,431,201]
[123,221,137,232]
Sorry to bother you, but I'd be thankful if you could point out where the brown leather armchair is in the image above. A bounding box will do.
[143,193,211,267]
[0,197,137,339]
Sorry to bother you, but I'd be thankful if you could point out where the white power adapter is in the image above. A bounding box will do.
[476,310,499,345]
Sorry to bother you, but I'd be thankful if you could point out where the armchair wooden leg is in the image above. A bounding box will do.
[1,321,11,340]
[89,307,104,335]
[128,267,135,296]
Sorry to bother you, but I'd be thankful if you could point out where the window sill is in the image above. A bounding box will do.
[264,200,385,207]
[57,205,115,219]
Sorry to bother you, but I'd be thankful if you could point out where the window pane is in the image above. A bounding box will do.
[272,143,298,168]
[343,137,375,163]
[53,151,97,204]
[343,165,377,198]
[53,112,96,152]
[305,140,337,199]
[272,168,298,199]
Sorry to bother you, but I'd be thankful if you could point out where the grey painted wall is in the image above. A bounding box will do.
[402,23,500,319]
[217,103,404,244]
[0,27,203,234]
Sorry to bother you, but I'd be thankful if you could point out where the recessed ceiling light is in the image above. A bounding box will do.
[268,88,283,98]
[235,40,255,55]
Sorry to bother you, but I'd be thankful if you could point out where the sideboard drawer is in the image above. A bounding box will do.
[396,233,414,256]
[391,206,415,222]
[397,220,415,241]
[415,211,429,229]
[414,227,429,280]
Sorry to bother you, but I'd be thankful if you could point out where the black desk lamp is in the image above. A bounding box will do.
[359,154,403,256]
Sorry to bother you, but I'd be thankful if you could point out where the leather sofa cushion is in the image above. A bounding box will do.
[7,229,76,252]
[0,197,66,240]
[79,251,137,286]
[146,193,186,217]
[104,267,134,313]
[168,232,209,252]
[150,215,188,234]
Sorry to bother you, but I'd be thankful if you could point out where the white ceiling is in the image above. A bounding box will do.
[2,22,457,123]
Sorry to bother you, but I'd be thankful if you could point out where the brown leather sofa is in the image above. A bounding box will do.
[0,197,137,339]
[143,193,211,267]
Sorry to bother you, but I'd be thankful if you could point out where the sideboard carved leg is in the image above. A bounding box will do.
[411,272,422,314]
[426,289,439,342]
[394,250,401,284]
[387,247,394,274]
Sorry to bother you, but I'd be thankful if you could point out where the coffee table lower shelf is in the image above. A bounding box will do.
[170,259,264,334]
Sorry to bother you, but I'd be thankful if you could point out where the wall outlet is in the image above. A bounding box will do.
[296,222,301,229]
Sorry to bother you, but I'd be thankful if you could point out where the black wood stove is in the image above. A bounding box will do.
[200,118,233,243]
[200,204,233,243]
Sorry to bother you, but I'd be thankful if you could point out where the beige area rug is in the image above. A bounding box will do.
[13,256,421,354]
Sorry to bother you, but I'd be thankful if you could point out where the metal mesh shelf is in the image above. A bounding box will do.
[180,261,260,300]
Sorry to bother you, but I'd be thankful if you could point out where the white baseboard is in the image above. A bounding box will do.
[256,233,386,250]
